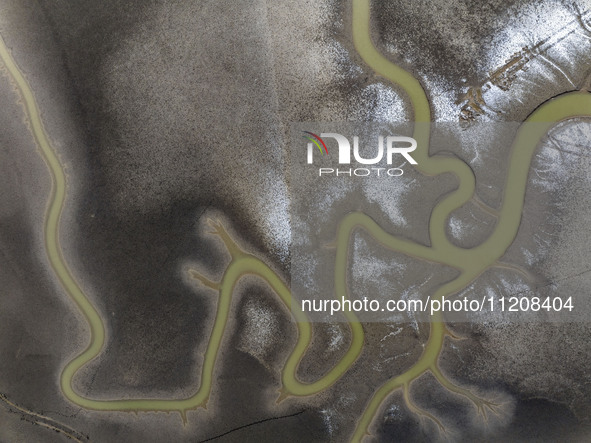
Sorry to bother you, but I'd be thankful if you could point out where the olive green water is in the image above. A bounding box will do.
[1,0,589,439]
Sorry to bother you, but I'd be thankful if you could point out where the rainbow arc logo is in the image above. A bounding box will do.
[302,131,328,155]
